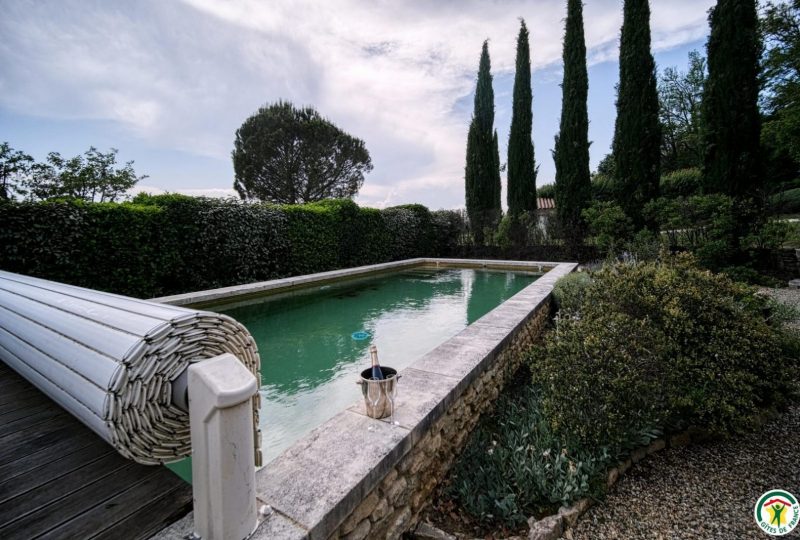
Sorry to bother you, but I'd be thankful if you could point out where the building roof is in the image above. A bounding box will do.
[537,197,555,210]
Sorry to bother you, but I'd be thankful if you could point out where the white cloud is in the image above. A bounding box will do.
[1,0,715,209]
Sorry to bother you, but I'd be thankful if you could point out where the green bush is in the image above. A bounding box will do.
[581,201,633,255]
[551,271,592,312]
[536,184,555,198]
[0,196,450,297]
[770,187,800,215]
[659,168,702,198]
[533,256,794,444]
[493,212,537,250]
[382,204,436,261]
[590,174,617,202]
[644,194,736,270]
[431,209,468,255]
[448,380,610,527]
[532,309,670,451]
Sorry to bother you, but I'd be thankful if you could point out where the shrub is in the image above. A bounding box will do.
[581,201,633,255]
[533,255,794,443]
[644,194,736,270]
[532,310,670,451]
[536,184,555,198]
[659,167,702,198]
[743,219,792,250]
[0,197,442,297]
[770,187,800,215]
[551,271,592,312]
[623,229,662,262]
[382,204,434,261]
[590,174,617,201]
[493,212,537,250]
[448,380,610,527]
[430,209,468,256]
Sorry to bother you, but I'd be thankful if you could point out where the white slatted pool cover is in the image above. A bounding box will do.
[0,270,261,465]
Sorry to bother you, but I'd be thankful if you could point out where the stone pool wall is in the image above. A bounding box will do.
[329,298,552,540]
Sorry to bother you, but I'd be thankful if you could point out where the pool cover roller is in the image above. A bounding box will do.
[0,270,261,465]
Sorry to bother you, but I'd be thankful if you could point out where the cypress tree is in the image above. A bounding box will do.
[612,0,661,228]
[465,41,501,244]
[493,129,502,211]
[554,0,592,248]
[702,0,761,199]
[507,19,537,218]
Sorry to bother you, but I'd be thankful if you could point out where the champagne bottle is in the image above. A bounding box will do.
[369,344,385,380]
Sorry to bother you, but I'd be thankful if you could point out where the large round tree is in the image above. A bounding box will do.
[233,102,372,204]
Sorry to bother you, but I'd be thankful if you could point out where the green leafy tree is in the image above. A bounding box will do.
[0,142,33,200]
[761,0,800,187]
[232,101,372,204]
[555,0,592,248]
[613,0,662,228]
[465,41,502,244]
[659,51,706,173]
[537,183,555,198]
[24,147,144,202]
[507,19,537,219]
[595,152,617,178]
[702,0,762,200]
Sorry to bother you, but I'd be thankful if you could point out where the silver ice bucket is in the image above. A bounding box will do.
[357,367,399,419]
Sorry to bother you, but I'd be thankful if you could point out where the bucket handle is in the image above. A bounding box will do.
[356,374,401,385]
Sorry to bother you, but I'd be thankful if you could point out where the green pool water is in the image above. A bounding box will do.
[167,267,538,482]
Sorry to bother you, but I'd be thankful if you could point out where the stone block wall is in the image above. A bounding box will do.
[330,301,552,540]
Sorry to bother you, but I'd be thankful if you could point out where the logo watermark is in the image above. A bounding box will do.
[755,489,799,536]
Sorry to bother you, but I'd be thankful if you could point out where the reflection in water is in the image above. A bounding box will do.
[167,268,537,481]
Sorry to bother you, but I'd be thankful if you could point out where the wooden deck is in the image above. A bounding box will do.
[0,361,192,540]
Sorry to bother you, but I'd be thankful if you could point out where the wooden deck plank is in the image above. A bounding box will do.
[0,401,57,426]
[88,484,193,540]
[0,424,78,466]
[0,453,132,529]
[0,361,191,539]
[43,472,192,540]
[0,432,97,482]
[0,407,67,437]
[4,463,165,540]
[0,389,50,410]
[0,414,80,456]
[0,443,114,505]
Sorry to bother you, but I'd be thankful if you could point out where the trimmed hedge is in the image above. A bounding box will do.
[0,195,456,298]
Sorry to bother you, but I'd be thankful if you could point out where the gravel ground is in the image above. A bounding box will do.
[760,287,800,332]
[565,405,800,539]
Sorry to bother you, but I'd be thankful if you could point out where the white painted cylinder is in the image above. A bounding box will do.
[188,354,258,540]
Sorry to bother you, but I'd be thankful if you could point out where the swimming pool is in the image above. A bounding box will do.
[167,266,539,481]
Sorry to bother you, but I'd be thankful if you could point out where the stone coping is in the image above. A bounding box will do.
[151,260,576,540]
[150,258,560,308]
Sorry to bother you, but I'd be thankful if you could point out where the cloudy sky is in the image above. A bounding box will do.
[0,0,715,209]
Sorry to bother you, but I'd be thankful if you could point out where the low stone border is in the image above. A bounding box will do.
[411,430,701,540]
[151,258,559,307]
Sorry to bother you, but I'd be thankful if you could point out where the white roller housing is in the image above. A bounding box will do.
[0,270,261,465]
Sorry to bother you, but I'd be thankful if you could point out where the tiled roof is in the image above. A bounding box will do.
[537,197,555,210]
